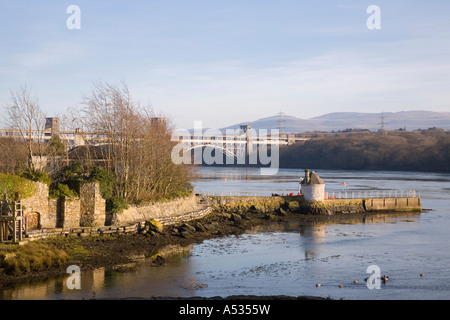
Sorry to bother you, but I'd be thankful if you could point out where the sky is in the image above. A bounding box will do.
[1,1,450,130]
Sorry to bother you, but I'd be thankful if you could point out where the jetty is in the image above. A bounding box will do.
[204,169,421,215]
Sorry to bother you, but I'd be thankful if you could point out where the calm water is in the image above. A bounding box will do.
[2,167,450,300]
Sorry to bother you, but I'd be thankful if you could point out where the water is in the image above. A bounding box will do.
[1,167,450,300]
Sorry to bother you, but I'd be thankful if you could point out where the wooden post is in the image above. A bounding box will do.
[12,219,16,243]
[0,194,5,242]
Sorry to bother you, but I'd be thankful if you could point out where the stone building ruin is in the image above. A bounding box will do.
[21,181,106,231]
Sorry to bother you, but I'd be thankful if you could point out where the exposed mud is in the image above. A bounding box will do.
[0,209,393,290]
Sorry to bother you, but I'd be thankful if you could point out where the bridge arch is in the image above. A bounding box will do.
[185,144,243,160]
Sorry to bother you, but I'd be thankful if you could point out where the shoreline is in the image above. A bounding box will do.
[0,207,421,294]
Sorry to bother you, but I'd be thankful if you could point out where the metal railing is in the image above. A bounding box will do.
[197,189,420,199]
[325,190,419,200]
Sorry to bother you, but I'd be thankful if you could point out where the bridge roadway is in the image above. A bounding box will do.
[0,127,309,149]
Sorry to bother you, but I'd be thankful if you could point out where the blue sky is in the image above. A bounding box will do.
[1,1,449,129]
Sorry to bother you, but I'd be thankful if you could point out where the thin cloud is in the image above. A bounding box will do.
[14,41,88,69]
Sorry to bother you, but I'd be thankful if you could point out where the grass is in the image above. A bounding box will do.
[40,237,93,258]
[0,233,122,276]
[0,241,68,275]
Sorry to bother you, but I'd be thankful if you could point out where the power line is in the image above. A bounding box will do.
[277,110,285,134]
[378,112,388,135]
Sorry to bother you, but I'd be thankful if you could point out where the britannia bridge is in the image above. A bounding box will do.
[171,124,309,161]
[0,118,309,159]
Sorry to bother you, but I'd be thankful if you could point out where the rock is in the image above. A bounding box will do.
[277,207,288,216]
[151,255,165,265]
[180,231,194,238]
[145,219,164,233]
[180,223,196,233]
[128,254,146,262]
[195,222,207,232]
[264,213,277,220]
[204,222,218,231]
[221,212,232,219]
[112,263,136,273]
[231,213,242,222]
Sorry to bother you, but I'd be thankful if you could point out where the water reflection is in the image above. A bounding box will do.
[0,267,105,300]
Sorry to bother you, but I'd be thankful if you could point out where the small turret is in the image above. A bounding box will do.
[301,170,325,201]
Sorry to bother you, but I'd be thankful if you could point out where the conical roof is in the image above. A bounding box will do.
[309,171,325,185]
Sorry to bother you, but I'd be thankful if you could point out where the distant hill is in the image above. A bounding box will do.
[221,111,450,133]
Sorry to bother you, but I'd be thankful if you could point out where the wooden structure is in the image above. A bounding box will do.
[0,194,24,243]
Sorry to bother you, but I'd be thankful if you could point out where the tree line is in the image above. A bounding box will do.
[279,129,450,172]
[0,82,193,207]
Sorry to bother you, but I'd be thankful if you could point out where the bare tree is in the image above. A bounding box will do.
[7,86,47,171]
[0,137,28,174]
[76,81,192,203]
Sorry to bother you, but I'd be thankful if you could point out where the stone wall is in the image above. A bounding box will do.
[363,197,421,212]
[59,197,81,228]
[301,184,325,202]
[48,199,58,227]
[300,199,366,215]
[79,182,106,227]
[111,194,199,225]
[21,182,50,229]
[206,195,421,216]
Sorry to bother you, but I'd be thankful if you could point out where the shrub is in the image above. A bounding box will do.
[106,196,128,213]
[49,183,78,199]
[55,162,84,193]
[20,169,51,186]
[0,173,36,200]
[88,167,114,200]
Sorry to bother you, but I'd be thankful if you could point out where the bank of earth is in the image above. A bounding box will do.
[0,208,293,288]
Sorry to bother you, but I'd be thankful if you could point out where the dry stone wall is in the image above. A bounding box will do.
[79,182,106,227]
[21,182,50,229]
[111,194,199,225]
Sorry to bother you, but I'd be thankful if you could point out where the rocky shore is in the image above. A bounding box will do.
[0,196,421,292]
[0,207,296,289]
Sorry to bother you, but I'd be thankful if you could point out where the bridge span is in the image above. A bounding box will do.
[0,118,308,154]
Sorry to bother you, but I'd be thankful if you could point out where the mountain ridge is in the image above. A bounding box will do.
[221,110,450,133]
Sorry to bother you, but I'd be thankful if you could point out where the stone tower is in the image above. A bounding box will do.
[300,169,325,202]
[45,117,60,137]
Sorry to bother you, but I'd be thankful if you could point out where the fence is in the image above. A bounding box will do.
[325,190,419,200]
[197,192,271,197]
[198,190,420,199]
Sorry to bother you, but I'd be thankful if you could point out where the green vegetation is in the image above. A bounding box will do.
[20,169,51,186]
[48,183,78,199]
[0,173,36,200]
[87,167,114,200]
[280,128,450,172]
[106,196,129,214]
[52,161,84,195]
